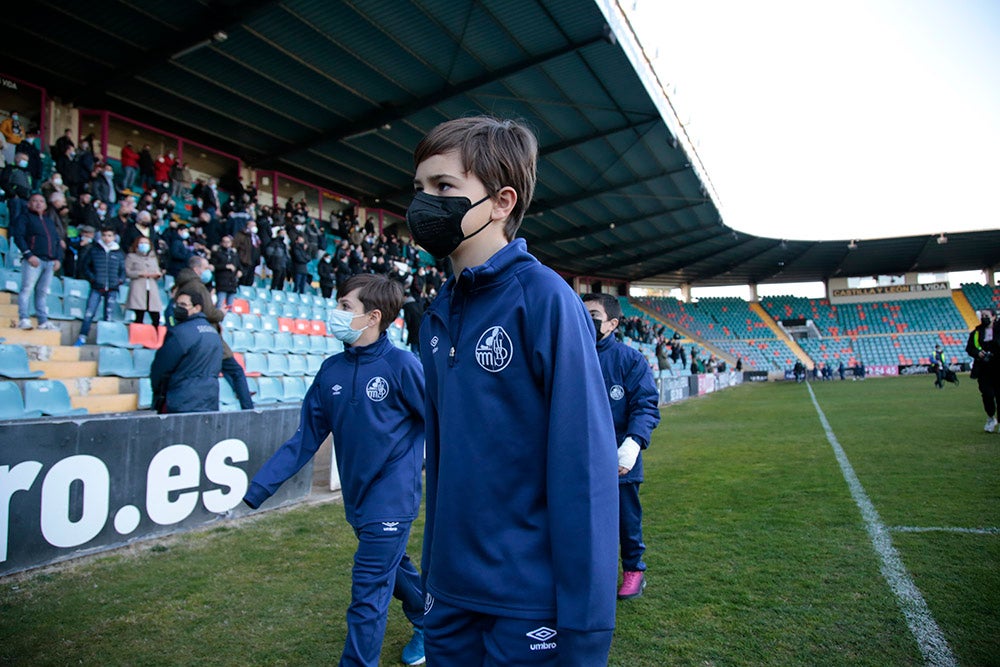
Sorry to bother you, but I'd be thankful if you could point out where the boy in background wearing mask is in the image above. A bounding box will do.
[582,293,661,600]
[243,273,426,667]
[74,226,126,346]
[407,116,618,666]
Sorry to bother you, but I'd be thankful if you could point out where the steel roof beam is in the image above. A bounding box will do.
[259,28,615,164]
[71,0,282,107]
[526,200,706,246]
[530,164,695,214]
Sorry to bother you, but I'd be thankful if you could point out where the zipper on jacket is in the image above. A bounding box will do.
[350,352,360,404]
[447,285,469,369]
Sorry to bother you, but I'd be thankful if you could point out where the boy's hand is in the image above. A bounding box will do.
[618,437,640,475]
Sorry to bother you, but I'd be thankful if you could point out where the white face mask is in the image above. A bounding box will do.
[328,309,369,345]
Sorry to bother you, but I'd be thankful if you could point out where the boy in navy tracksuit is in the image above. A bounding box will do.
[243,274,426,666]
[583,293,661,599]
[407,116,619,666]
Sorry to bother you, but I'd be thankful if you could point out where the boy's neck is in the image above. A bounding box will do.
[351,328,381,349]
[449,225,509,275]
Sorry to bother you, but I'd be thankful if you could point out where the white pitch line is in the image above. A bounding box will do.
[805,383,957,667]
[891,526,1000,535]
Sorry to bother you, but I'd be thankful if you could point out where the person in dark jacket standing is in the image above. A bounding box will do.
[138,145,155,192]
[317,252,336,299]
[291,233,311,294]
[264,230,290,291]
[150,288,222,413]
[211,235,242,308]
[74,227,126,345]
[967,309,1000,433]
[174,257,253,410]
[583,293,661,600]
[11,193,62,330]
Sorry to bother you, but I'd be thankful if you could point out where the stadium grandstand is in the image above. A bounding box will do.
[1,0,999,574]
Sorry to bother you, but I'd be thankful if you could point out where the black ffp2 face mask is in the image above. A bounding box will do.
[405,191,491,259]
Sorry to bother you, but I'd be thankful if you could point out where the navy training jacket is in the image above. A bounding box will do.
[244,333,425,528]
[595,334,661,484]
[419,238,619,665]
[149,312,222,413]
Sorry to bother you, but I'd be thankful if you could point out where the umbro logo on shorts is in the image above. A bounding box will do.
[526,626,557,651]
[381,521,399,532]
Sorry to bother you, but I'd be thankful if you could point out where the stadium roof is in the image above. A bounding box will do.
[7,0,999,286]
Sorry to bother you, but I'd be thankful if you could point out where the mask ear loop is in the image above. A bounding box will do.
[458,195,495,244]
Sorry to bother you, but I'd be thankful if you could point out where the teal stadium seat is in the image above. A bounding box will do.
[23,380,88,416]
[97,321,141,348]
[254,376,283,404]
[0,381,44,419]
[280,376,307,402]
[0,344,45,379]
[97,347,147,378]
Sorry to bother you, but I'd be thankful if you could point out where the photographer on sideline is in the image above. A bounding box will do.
[966,309,999,433]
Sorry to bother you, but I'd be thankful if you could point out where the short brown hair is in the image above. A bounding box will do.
[413,116,538,239]
[340,273,404,334]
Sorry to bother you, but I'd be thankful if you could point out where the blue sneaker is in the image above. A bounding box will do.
[401,627,425,665]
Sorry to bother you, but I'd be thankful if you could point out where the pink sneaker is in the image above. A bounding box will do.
[617,571,646,599]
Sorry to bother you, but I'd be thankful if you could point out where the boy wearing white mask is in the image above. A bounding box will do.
[243,273,426,667]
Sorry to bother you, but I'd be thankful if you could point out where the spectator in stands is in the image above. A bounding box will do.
[17,128,42,183]
[153,151,173,189]
[233,221,262,287]
[264,229,290,291]
[290,234,312,294]
[967,310,999,433]
[54,128,75,161]
[211,235,241,308]
[793,359,805,383]
[243,273,426,667]
[89,163,117,207]
[1,151,34,222]
[409,115,617,665]
[583,293,661,601]
[169,159,186,198]
[122,209,159,256]
[173,256,253,410]
[120,141,140,192]
[201,177,219,220]
[0,111,24,164]
[46,191,70,243]
[138,145,155,191]
[167,225,196,277]
[125,236,164,327]
[317,252,335,299]
[11,193,62,331]
[40,171,69,202]
[655,334,672,379]
[74,226,126,345]
[838,360,846,380]
[68,191,99,229]
[150,287,222,413]
[72,140,96,197]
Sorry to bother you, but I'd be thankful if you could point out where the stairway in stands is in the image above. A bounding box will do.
[0,293,138,413]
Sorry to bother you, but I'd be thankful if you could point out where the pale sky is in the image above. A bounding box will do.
[626,0,1000,243]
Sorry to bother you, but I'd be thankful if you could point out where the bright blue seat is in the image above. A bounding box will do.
[44,295,74,321]
[222,312,242,330]
[283,291,300,305]
[0,344,44,379]
[264,353,290,376]
[270,290,285,304]
[23,380,88,416]
[280,376,307,402]
[295,304,312,319]
[326,337,344,355]
[97,347,146,378]
[63,296,86,320]
[286,354,308,376]
[260,315,280,333]
[97,321,140,349]
[0,381,43,419]
[254,376,283,404]
[280,303,298,318]
[237,285,257,299]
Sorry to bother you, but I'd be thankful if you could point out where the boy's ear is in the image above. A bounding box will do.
[491,186,518,222]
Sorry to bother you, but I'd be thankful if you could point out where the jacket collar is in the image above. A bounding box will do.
[343,331,391,361]
[452,238,536,293]
[597,333,617,352]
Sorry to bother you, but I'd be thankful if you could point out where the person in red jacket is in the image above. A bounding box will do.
[120,141,140,192]
[153,151,174,188]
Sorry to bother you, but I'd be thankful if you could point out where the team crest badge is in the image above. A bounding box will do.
[610,384,625,401]
[365,376,389,402]
[475,326,513,372]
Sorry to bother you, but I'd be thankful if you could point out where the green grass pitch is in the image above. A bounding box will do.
[2,375,997,665]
